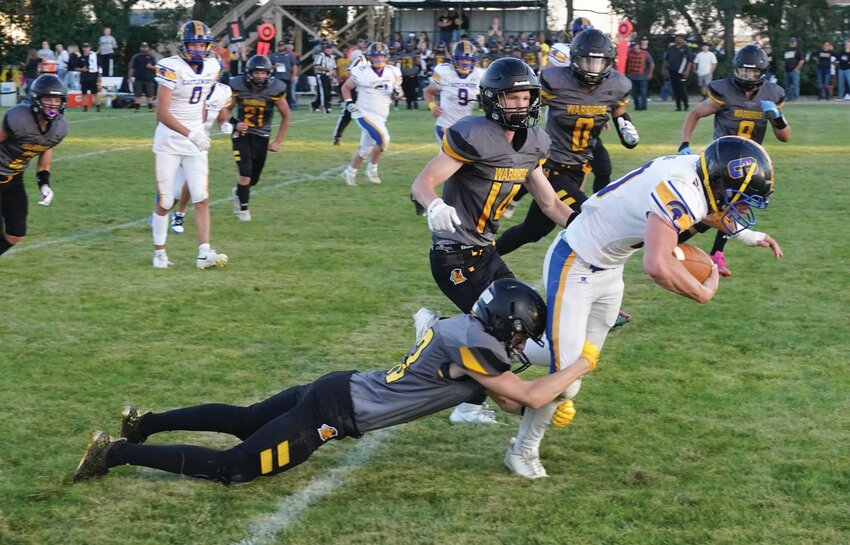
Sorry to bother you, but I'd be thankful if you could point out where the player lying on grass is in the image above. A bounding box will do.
[74,279,598,484]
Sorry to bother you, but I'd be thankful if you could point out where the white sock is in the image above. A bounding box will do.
[152,213,169,246]
[367,162,379,173]
[174,211,185,218]
[345,166,358,175]
[154,248,166,257]
[514,401,558,455]
[198,243,210,253]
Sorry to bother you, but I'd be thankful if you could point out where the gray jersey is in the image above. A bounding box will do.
[349,315,512,433]
[707,78,786,144]
[436,116,550,246]
[540,66,631,166]
[0,104,67,180]
[228,76,288,137]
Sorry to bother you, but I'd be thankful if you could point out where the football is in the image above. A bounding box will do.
[672,243,713,282]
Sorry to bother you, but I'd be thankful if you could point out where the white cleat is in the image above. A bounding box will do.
[504,439,549,479]
[196,249,228,269]
[152,253,172,269]
[341,168,357,186]
[413,307,440,342]
[366,167,381,184]
[231,187,241,214]
[449,402,499,425]
[237,210,251,222]
[170,214,185,234]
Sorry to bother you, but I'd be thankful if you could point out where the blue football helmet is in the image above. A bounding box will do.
[570,17,594,38]
[369,42,389,69]
[452,40,478,76]
[177,20,213,62]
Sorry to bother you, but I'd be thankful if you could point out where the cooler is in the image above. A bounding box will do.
[40,60,57,74]
[67,92,94,108]
[0,82,16,107]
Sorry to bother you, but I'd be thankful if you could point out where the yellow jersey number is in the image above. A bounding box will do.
[737,120,755,139]
[242,105,265,128]
[475,182,522,233]
[572,117,594,151]
[386,328,433,383]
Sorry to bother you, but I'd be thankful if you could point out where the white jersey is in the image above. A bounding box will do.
[564,155,709,269]
[548,43,571,67]
[431,63,484,128]
[351,63,402,122]
[153,55,221,155]
[202,83,233,132]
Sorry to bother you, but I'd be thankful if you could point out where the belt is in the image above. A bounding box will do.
[432,239,494,255]
[544,160,592,174]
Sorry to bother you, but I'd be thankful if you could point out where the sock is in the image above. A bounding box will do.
[514,401,559,455]
[367,162,379,174]
[0,237,13,256]
[198,243,210,254]
[154,248,166,257]
[236,184,250,210]
[345,166,358,175]
[151,213,169,246]
[174,211,185,219]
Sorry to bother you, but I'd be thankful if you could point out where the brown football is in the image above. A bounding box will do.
[672,243,713,282]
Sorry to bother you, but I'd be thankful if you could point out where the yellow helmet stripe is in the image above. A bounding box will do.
[699,153,719,214]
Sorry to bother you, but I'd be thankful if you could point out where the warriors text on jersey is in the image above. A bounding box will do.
[153,55,221,155]
[708,79,786,143]
[228,75,287,137]
[0,104,68,181]
[351,63,403,121]
[431,63,484,128]
[540,66,631,166]
[436,116,550,246]
[564,154,708,269]
[350,315,511,432]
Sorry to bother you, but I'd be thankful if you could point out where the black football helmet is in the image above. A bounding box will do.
[733,44,769,91]
[699,136,774,233]
[473,279,547,364]
[245,55,274,87]
[479,57,541,130]
[29,74,66,120]
[570,28,615,86]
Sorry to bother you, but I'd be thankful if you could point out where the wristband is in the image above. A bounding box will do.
[36,170,51,188]
[770,115,788,130]
[428,101,437,111]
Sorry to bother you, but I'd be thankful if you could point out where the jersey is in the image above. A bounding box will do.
[707,78,786,144]
[540,66,631,166]
[349,315,511,433]
[228,75,287,137]
[336,57,352,79]
[523,45,542,72]
[202,83,233,132]
[0,104,67,180]
[431,63,484,128]
[565,154,709,269]
[351,64,403,121]
[437,116,550,246]
[395,50,420,77]
[153,55,221,155]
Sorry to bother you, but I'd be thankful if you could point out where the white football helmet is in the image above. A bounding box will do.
[548,43,571,67]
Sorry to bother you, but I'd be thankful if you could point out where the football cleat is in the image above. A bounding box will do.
[73,431,125,482]
[612,309,632,329]
[449,402,499,425]
[171,214,185,234]
[196,248,228,269]
[152,253,173,269]
[231,187,241,214]
[366,166,381,184]
[333,136,341,146]
[711,251,732,277]
[413,307,441,342]
[237,210,251,222]
[341,168,357,186]
[504,439,548,479]
[119,406,151,444]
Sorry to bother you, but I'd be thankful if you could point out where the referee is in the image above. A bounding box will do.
[311,41,336,113]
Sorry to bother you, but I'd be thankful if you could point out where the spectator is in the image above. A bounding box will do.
[813,40,835,100]
[625,38,654,110]
[229,41,247,75]
[763,43,778,83]
[752,33,764,48]
[782,37,805,101]
[418,32,430,51]
[212,38,230,83]
[664,34,692,111]
[37,41,55,61]
[449,10,461,43]
[537,33,550,66]
[487,18,503,40]
[272,40,299,110]
[458,9,470,41]
[22,50,42,96]
[128,42,157,112]
[437,9,453,46]
[97,27,118,77]
[837,40,850,100]
[693,42,717,99]
[66,44,80,90]
[55,44,69,87]
[73,42,100,112]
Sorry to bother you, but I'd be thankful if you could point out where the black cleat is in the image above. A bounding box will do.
[119,406,151,444]
[73,431,124,482]
[333,136,341,146]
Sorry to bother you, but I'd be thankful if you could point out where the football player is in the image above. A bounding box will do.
[495,28,638,257]
[0,75,67,256]
[220,54,290,222]
[411,57,575,424]
[150,20,227,269]
[397,40,421,110]
[73,279,598,484]
[679,44,790,277]
[332,39,369,145]
[506,136,783,478]
[423,40,484,142]
[340,42,403,186]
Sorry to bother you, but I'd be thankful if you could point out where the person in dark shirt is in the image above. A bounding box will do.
[813,40,836,100]
[782,37,805,101]
[837,40,850,99]
[664,34,693,111]
[22,50,42,96]
[128,42,158,112]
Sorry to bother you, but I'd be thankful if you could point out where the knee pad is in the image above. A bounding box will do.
[157,193,175,210]
[561,378,582,400]
[358,144,373,159]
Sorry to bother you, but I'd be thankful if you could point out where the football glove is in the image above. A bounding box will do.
[581,340,600,372]
[678,142,693,155]
[616,116,639,146]
[38,184,54,206]
[552,400,576,428]
[426,198,462,233]
[219,122,233,134]
[345,100,360,115]
[760,100,780,120]
[187,128,211,152]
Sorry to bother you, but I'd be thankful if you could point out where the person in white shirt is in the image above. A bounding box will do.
[423,40,484,142]
[339,42,403,186]
[55,44,70,87]
[694,43,718,99]
[150,20,227,270]
[97,27,118,77]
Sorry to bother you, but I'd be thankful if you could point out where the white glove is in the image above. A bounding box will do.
[617,117,639,146]
[187,128,211,151]
[38,184,54,206]
[219,122,233,134]
[345,100,360,115]
[426,198,461,233]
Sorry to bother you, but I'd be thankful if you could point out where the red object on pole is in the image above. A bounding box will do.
[615,20,633,74]
[256,41,270,57]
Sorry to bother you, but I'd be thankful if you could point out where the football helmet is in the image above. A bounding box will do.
[732,44,769,91]
[177,20,213,62]
[369,42,389,69]
[29,74,66,120]
[548,43,571,67]
[570,28,615,86]
[452,40,478,76]
[569,17,594,38]
[472,278,546,362]
[245,55,274,87]
[699,136,774,233]
[479,57,541,130]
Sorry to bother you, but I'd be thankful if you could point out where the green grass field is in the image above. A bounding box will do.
[1,99,849,545]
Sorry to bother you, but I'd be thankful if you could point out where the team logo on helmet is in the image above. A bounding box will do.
[452,40,478,76]
[369,42,389,69]
[317,424,338,442]
[177,20,213,63]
